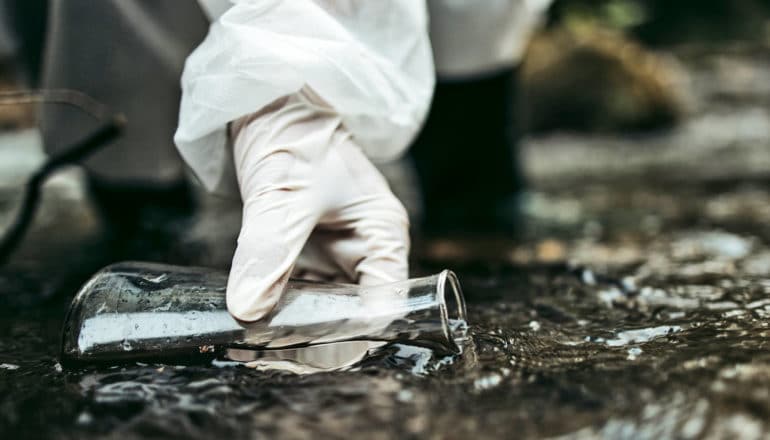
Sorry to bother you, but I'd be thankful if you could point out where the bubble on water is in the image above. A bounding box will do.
[698,232,752,259]
[473,373,503,391]
[389,344,459,376]
[76,411,93,426]
[212,359,242,368]
[621,276,637,292]
[529,321,541,331]
[746,298,770,309]
[144,274,168,284]
[743,251,770,275]
[186,378,223,390]
[397,389,414,402]
[598,287,624,307]
[679,400,709,438]
[121,340,133,351]
[722,309,746,318]
[706,301,738,311]
[637,286,702,309]
[601,325,682,347]
[627,347,643,360]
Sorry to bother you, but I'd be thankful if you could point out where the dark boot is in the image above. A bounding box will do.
[411,67,524,235]
[87,177,198,262]
[0,0,49,86]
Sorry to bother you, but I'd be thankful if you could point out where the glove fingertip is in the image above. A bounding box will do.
[226,268,288,322]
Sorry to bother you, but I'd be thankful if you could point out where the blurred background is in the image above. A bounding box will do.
[0,0,768,301]
[1,2,770,438]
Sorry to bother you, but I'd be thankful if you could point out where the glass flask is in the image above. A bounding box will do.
[61,262,468,364]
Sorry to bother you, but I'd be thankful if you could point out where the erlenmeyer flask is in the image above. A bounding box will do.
[61,261,468,364]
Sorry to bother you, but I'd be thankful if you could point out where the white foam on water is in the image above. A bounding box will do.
[598,325,683,347]
[627,347,643,360]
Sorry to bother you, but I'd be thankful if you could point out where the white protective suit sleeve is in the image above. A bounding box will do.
[428,0,552,79]
[176,0,435,194]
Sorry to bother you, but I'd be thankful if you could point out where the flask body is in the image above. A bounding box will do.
[61,262,467,364]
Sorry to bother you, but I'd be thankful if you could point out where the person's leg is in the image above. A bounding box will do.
[0,0,48,86]
[86,176,198,261]
[411,67,524,234]
[0,0,47,129]
[39,1,210,260]
[41,0,209,187]
[413,0,553,235]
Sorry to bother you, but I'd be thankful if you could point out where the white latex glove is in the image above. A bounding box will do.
[227,89,410,322]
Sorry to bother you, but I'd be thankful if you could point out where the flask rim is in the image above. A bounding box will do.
[437,269,468,353]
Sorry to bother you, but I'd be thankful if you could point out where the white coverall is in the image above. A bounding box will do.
[1,0,547,190]
[179,0,551,193]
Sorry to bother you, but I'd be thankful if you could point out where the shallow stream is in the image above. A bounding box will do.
[1,44,770,439]
[2,182,769,439]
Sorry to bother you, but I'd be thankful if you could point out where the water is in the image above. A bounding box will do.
[1,44,770,439]
[3,170,770,439]
[2,212,769,438]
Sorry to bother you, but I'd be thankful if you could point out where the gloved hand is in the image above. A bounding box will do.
[226,89,410,322]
